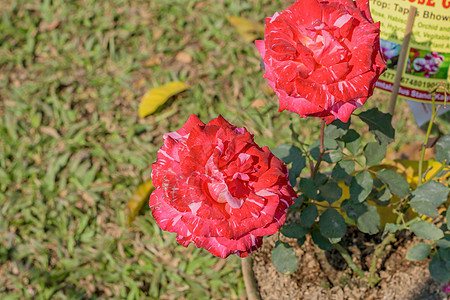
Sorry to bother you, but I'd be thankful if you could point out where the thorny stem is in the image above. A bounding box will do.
[404,216,420,227]
[333,243,366,279]
[367,204,403,286]
[417,93,437,187]
[368,233,397,287]
[309,160,315,177]
[312,120,326,179]
[314,120,367,280]
[367,215,422,286]
[319,120,325,154]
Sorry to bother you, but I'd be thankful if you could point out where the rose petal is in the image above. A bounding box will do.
[287,0,323,26]
[311,31,347,67]
[355,0,374,22]
[149,189,191,237]
[255,40,265,59]
[164,114,203,141]
[309,62,349,85]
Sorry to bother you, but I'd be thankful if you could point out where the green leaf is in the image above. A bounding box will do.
[342,199,367,220]
[299,178,317,199]
[384,223,403,234]
[288,196,304,210]
[328,237,342,244]
[376,169,410,198]
[373,177,385,189]
[271,241,299,275]
[429,250,450,283]
[364,142,386,166]
[319,208,346,239]
[340,129,361,155]
[356,205,380,235]
[406,243,431,261]
[342,200,380,234]
[332,160,355,180]
[297,236,307,247]
[289,172,297,187]
[324,137,339,150]
[309,140,320,161]
[436,234,450,248]
[441,248,450,260]
[410,221,444,241]
[323,150,343,163]
[350,170,373,203]
[281,223,309,239]
[410,201,438,218]
[325,119,350,139]
[319,182,342,204]
[435,134,450,164]
[310,137,339,162]
[358,108,395,145]
[289,157,307,186]
[374,187,391,206]
[311,228,333,250]
[314,172,328,186]
[272,144,303,164]
[300,204,318,227]
[410,181,449,218]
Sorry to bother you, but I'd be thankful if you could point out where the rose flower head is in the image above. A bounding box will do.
[255,0,386,123]
[149,115,297,258]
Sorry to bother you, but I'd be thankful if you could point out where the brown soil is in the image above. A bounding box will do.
[252,230,448,300]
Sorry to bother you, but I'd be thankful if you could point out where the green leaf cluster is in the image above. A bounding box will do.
[273,108,449,285]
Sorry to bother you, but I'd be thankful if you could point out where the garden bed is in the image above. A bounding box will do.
[252,230,447,299]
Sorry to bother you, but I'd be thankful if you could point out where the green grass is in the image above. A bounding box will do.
[1,0,449,299]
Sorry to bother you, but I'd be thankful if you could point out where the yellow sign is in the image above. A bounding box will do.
[371,0,450,103]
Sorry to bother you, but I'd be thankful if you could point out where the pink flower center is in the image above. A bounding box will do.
[204,145,253,209]
[207,180,243,209]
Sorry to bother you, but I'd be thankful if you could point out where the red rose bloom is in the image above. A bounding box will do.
[149,115,297,258]
[255,0,386,123]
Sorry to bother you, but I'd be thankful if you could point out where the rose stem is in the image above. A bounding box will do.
[417,91,439,187]
[312,119,326,179]
[368,211,407,287]
[333,243,366,279]
[367,233,397,287]
[241,256,261,300]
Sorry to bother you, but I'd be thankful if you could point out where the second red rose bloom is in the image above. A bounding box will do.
[256,0,386,123]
